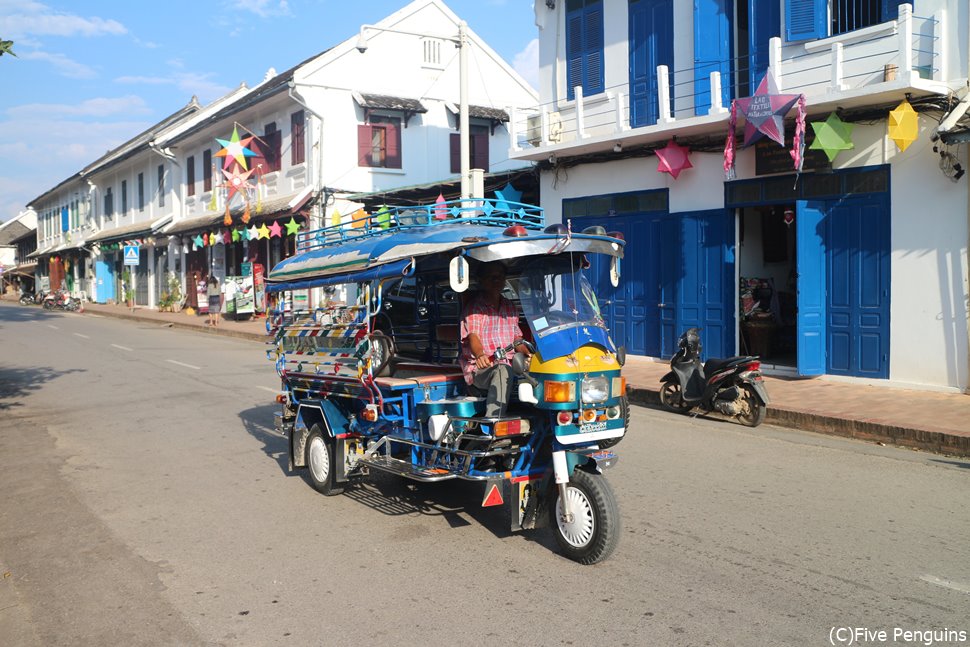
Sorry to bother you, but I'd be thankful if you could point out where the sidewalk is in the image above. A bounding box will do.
[73,302,970,457]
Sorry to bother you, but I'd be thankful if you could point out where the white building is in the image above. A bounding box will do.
[510,0,969,392]
[24,0,537,311]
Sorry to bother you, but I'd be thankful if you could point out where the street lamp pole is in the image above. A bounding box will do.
[356,21,471,201]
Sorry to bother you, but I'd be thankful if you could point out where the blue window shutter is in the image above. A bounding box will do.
[61,206,69,232]
[880,0,906,22]
[693,0,733,115]
[565,12,583,100]
[786,0,826,42]
[584,4,604,95]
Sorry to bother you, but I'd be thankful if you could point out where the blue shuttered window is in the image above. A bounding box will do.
[787,0,905,42]
[786,0,826,41]
[565,0,605,101]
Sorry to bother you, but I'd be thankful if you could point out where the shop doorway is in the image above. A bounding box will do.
[737,204,798,367]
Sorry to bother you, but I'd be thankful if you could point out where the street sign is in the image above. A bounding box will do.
[123,245,140,266]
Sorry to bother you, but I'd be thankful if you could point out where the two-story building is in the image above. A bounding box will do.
[25,0,537,313]
[511,0,969,392]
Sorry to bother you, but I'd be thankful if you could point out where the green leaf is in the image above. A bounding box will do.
[0,39,16,57]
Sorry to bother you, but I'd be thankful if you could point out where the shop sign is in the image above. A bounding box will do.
[755,133,829,176]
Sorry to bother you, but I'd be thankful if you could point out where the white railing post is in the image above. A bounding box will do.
[574,86,588,139]
[509,106,520,151]
[769,37,783,90]
[898,3,914,78]
[657,65,674,123]
[615,91,628,132]
[540,106,549,146]
[831,42,847,90]
[936,8,946,82]
[708,71,728,114]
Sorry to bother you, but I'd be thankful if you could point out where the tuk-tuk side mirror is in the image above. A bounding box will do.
[610,256,620,287]
[512,352,530,375]
[616,345,626,366]
[450,256,470,292]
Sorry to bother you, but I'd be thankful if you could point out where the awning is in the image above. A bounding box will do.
[87,217,167,244]
[27,245,53,259]
[353,92,427,114]
[164,191,314,235]
[445,103,510,122]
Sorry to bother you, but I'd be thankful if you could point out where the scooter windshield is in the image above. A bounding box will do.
[509,267,613,361]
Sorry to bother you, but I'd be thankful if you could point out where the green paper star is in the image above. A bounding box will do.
[231,229,241,242]
[284,217,301,236]
[810,112,854,162]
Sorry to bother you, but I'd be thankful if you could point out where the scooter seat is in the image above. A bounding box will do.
[703,357,732,374]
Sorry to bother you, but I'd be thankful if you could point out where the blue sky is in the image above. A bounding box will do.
[0,0,540,223]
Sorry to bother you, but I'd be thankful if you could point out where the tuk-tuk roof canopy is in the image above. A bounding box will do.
[265,198,624,292]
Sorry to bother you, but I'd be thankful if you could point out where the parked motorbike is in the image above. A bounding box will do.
[42,290,83,312]
[659,327,769,427]
[19,291,34,306]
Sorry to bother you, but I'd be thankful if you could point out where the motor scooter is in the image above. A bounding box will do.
[659,327,769,427]
[19,291,34,305]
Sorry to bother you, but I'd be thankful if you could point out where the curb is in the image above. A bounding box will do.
[84,308,268,344]
[626,386,970,458]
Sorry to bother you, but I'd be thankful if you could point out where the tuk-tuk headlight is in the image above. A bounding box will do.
[581,376,609,403]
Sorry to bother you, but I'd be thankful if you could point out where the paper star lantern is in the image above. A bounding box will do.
[202,233,209,246]
[810,112,854,162]
[434,193,448,220]
[210,231,222,245]
[222,166,254,202]
[248,225,259,241]
[374,206,391,229]
[734,73,801,147]
[214,126,257,171]
[655,139,693,180]
[284,217,300,236]
[193,234,203,249]
[231,229,241,243]
[269,220,282,238]
[888,100,918,152]
[257,223,270,240]
[499,182,522,205]
[331,208,341,227]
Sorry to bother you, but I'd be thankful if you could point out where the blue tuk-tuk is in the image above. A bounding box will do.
[265,198,627,564]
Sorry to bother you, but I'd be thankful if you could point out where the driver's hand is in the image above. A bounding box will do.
[475,354,493,370]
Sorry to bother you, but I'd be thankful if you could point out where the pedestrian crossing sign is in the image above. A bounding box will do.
[123,245,140,266]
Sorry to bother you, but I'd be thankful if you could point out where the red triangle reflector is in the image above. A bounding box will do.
[482,483,504,507]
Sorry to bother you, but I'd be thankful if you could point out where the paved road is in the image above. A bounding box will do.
[1,303,968,646]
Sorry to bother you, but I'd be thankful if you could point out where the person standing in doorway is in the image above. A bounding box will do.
[206,275,223,327]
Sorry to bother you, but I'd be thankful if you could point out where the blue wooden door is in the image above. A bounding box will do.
[826,197,891,378]
[578,209,734,360]
[796,200,826,375]
[694,0,733,115]
[629,0,673,127]
[95,259,114,303]
[749,0,780,92]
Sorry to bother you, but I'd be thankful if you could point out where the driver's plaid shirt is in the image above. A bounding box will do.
[459,295,520,385]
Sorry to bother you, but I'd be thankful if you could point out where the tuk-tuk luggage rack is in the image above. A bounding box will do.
[296,197,544,254]
[361,430,520,482]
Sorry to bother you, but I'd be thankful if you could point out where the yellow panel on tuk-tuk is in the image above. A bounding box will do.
[529,345,620,374]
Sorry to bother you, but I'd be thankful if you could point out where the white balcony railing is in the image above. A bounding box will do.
[511,4,944,155]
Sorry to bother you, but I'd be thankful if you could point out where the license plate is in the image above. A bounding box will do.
[579,421,607,433]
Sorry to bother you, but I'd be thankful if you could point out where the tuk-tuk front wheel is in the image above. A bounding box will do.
[550,469,620,565]
[305,425,344,496]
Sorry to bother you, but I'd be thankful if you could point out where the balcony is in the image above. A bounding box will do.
[510,4,947,161]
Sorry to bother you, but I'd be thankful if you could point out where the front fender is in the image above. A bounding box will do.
[660,370,675,383]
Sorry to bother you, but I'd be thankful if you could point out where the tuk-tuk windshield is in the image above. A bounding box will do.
[509,266,613,360]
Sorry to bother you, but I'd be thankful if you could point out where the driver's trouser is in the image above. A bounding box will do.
[472,363,513,418]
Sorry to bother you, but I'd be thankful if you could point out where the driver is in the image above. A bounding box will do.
[460,262,531,418]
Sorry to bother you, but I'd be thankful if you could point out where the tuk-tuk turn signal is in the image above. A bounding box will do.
[543,380,576,402]
[360,404,380,422]
[494,419,530,437]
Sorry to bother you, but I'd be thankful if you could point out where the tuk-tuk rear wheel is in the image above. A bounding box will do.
[305,425,344,496]
[550,469,619,565]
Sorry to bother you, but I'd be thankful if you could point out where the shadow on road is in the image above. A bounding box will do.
[237,403,552,546]
[0,364,87,410]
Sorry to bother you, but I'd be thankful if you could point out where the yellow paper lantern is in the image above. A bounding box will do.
[888,100,918,152]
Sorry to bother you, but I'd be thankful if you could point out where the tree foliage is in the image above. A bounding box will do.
[0,39,16,57]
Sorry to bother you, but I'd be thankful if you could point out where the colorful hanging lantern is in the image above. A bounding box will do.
[433,193,447,220]
[809,112,854,162]
[269,220,282,238]
[783,209,795,227]
[724,73,805,179]
[284,217,301,236]
[888,100,919,152]
[374,206,391,229]
[655,139,693,180]
[257,223,270,240]
[248,225,260,241]
[214,125,257,171]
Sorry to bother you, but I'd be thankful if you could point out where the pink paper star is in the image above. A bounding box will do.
[222,166,254,202]
[269,220,282,238]
[655,139,693,180]
[734,74,801,147]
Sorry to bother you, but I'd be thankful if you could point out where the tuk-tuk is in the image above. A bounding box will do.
[265,198,627,564]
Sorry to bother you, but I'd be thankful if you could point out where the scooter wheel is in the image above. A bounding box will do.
[659,380,692,414]
[737,385,766,427]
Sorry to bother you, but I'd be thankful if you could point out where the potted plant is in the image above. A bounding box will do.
[166,272,183,312]
[122,268,135,309]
